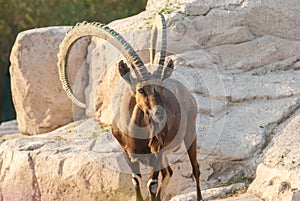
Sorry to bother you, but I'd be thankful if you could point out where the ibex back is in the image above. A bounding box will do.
[57,13,203,201]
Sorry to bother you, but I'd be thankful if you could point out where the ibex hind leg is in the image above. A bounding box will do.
[156,156,173,201]
[184,137,203,201]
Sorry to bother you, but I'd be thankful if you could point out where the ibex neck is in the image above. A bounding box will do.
[128,105,151,139]
[131,105,149,127]
[129,105,165,153]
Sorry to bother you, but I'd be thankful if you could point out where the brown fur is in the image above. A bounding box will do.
[111,62,203,201]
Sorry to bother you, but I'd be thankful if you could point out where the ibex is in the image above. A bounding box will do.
[57,13,203,201]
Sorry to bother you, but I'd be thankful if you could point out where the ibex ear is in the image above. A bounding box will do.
[118,60,132,85]
[161,59,174,80]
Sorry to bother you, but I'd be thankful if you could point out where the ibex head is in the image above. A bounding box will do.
[118,58,173,123]
[57,13,171,120]
[114,13,173,123]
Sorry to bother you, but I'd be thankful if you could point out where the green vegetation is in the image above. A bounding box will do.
[276,148,291,166]
[91,125,110,138]
[215,173,254,199]
[226,173,254,187]
[0,0,147,122]
[158,1,183,14]
[251,68,282,76]
[159,6,173,14]
[54,136,67,141]
[138,16,154,30]
[92,132,100,138]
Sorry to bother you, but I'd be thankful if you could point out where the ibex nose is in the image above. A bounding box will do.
[151,105,166,122]
[155,108,163,117]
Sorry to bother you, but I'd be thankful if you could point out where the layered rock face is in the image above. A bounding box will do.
[88,0,300,187]
[5,0,300,200]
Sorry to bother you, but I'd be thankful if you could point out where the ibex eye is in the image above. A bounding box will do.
[138,88,146,95]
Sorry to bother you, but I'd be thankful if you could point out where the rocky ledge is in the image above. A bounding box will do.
[1,110,299,201]
[0,119,257,201]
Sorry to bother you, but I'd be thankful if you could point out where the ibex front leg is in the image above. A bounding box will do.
[148,171,159,201]
[147,153,162,201]
[122,150,144,201]
[132,173,144,201]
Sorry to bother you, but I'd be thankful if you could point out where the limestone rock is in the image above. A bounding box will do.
[293,191,300,201]
[146,0,169,11]
[0,119,211,201]
[185,2,210,16]
[248,109,300,201]
[10,27,90,135]
[192,9,245,31]
[147,0,245,12]
[199,98,300,161]
[244,0,300,40]
[214,194,263,201]
[224,71,300,102]
[146,0,300,41]
[84,38,123,119]
[208,35,300,71]
[170,183,247,201]
[198,26,255,48]
[0,120,19,136]
[0,119,132,201]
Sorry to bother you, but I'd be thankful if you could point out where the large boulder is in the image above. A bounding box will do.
[0,120,19,137]
[10,27,90,135]
[0,119,133,201]
[248,109,300,201]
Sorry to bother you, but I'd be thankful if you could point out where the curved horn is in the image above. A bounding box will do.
[150,13,167,79]
[149,17,157,65]
[57,22,150,108]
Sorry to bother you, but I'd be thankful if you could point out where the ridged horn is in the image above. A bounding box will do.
[150,13,167,79]
[57,22,150,108]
